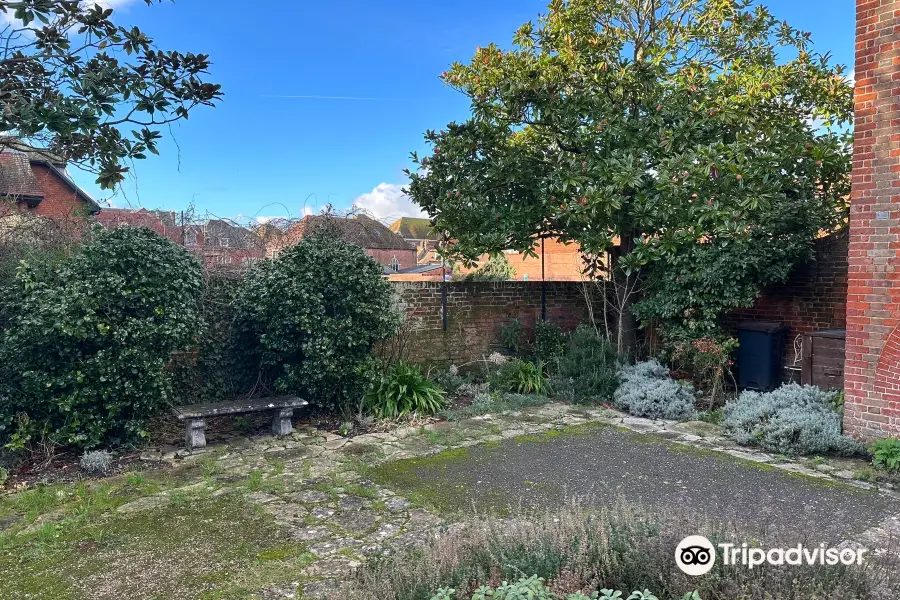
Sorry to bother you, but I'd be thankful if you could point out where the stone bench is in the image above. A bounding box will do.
[172,396,308,450]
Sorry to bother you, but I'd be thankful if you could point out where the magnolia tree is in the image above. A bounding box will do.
[406,0,852,352]
[0,0,221,189]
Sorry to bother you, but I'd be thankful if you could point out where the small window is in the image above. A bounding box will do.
[219,237,230,248]
[184,231,197,247]
[390,256,400,272]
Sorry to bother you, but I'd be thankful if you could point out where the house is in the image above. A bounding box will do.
[453,238,588,282]
[389,217,441,264]
[274,214,417,272]
[96,208,265,268]
[95,208,183,244]
[0,144,101,220]
[196,219,266,267]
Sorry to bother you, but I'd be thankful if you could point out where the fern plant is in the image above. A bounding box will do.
[366,361,447,418]
[871,438,900,472]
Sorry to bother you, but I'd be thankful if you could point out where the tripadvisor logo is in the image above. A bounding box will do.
[675,536,868,576]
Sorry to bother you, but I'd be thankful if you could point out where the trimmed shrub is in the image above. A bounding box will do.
[613,360,697,421]
[0,227,203,450]
[235,227,399,413]
[366,361,447,418]
[551,326,619,404]
[80,449,113,475]
[490,359,548,394]
[723,384,864,456]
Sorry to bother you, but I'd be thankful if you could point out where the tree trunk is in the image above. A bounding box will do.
[610,233,639,357]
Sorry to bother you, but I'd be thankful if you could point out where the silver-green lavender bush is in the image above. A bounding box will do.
[613,360,697,421]
[723,384,864,456]
[80,449,113,475]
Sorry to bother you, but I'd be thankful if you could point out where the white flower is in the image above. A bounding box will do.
[448,364,459,376]
[488,352,508,365]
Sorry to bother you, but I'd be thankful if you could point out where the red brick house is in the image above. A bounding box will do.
[844,0,900,439]
[96,209,265,268]
[0,146,101,220]
[271,214,417,272]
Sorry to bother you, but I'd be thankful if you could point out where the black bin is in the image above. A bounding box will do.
[737,321,787,392]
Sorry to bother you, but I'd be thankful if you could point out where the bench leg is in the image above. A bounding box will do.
[272,408,294,436]
[185,418,207,450]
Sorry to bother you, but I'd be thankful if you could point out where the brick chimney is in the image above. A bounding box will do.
[844,0,900,439]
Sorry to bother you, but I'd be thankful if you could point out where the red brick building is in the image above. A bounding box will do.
[0,147,100,220]
[844,0,900,439]
[96,209,266,269]
[271,214,417,272]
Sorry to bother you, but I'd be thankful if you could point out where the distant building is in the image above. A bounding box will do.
[272,214,417,272]
[96,209,265,268]
[389,217,441,264]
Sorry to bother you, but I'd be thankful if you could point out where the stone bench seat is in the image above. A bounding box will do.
[172,396,308,450]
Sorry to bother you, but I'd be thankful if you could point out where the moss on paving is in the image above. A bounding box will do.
[368,421,870,516]
[0,471,313,600]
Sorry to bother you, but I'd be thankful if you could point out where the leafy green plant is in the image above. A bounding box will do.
[490,359,548,395]
[534,321,567,364]
[497,319,525,355]
[871,438,900,472]
[551,325,619,404]
[235,224,400,413]
[366,361,447,418]
[0,1,221,190]
[0,227,203,450]
[462,253,516,282]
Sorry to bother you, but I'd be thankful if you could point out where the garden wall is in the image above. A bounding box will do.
[727,230,849,376]
[391,281,597,365]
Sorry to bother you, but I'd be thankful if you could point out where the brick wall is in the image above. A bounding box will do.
[392,281,596,365]
[728,231,849,373]
[29,164,92,220]
[844,0,900,440]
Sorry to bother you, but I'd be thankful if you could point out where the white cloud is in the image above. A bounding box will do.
[352,183,426,223]
[255,216,288,224]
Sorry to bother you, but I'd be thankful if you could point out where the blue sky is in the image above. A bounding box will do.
[71,0,855,224]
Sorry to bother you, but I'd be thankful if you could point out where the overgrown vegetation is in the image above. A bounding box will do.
[551,325,619,404]
[665,334,737,409]
[235,226,400,413]
[0,227,203,450]
[723,384,863,456]
[345,500,891,600]
[613,361,697,421]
